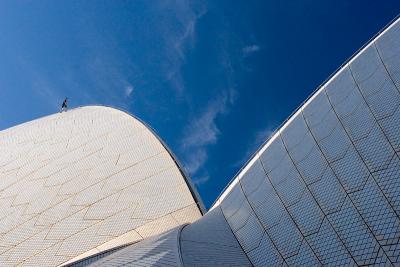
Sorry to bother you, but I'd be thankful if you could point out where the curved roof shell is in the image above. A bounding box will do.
[208,15,400,266]
[0,106,203,266]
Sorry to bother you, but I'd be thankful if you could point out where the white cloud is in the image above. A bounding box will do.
[254,127,274,146]
[15,57,64,110]
[181,103,221,149]
[193,175,210,185]
[181,89,236,176]
[180,105,221,175]
[174,19,196,60]
[124,85,134,97]
[161,3,208,93]
[184,149,207,175]
[242,44,260,56]
[232,126,275,169]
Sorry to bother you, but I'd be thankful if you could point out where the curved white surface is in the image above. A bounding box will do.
[209,15,400,266]
[0,106,202,266]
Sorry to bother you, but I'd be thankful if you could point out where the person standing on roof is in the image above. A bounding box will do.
[60,97,68,112]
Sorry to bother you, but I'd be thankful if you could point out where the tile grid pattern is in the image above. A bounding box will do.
[89,205,254,267]
[213,16,400,267]
[66,243,131,266]
[81,227,184,267]
[180,206,252,267]
[0,106,202,266]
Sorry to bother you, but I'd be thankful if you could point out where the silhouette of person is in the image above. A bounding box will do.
[60,97,68,112]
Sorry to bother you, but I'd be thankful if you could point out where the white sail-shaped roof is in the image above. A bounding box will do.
[0,106,203,266]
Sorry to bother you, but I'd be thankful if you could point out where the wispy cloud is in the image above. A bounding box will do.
[178,14,243,185]
[232,126,275,169]
[160,2,208,93]
[181,101,222,149]
[242,44,260,56]
[254,127,275,146]
[181,89,236,178]
[124,85,134,98]
[185,151,207,177]
[193,174,210,185]
[15,56,64,111]
[53,1,208,109]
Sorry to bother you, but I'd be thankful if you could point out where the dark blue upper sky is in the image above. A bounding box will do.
[0,1,399,208]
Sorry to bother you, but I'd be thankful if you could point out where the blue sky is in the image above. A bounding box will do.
[0,1,399,208]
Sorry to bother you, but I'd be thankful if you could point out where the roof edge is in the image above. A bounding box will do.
[211,13,400,209]
[74,105,206,214]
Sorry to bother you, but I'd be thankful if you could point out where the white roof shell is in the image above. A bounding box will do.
[0,106,203,266]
